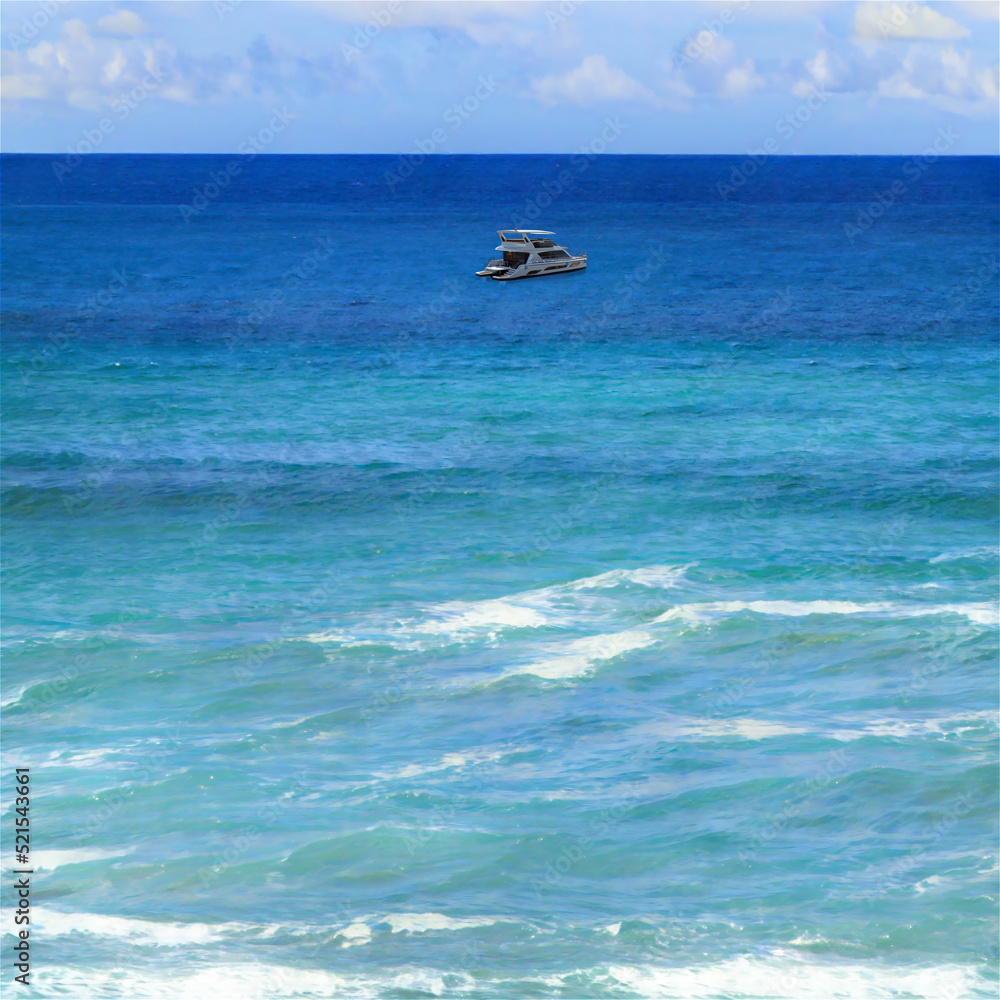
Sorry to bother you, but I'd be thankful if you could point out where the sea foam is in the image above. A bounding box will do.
[654,600,999,627]
[303,564,693,648]
[32,848,132,871]
[32,909,235,946]
[603,953,986,999]
[31,954,988,1000]
[504,629,656,679]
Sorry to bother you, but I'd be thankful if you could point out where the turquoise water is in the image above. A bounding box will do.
[2,156,998,998]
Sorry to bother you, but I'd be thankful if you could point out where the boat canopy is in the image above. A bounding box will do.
[497,229,555,242]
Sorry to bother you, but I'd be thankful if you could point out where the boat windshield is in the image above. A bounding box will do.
[498,231,529,242]
[503,251,529,266]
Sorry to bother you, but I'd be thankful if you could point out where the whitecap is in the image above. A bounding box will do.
[673,718,809,741]
[25,955,989,1000]
[305,565,692,648]
[639,711,997,744]
[654,600,888,625]
[635,718,808,742]
[564,563,694,590]
[419,599,550,636]
[504,629,656,680]
[372,748,514,782]
[0,685,28,708]
[334,922,372,947]
[33,848,132,871]
[32,909,235,946]
[382,912,499,934]
[654,599,998,627]
[914,875,944,894]
[302,633,397,648]
[827,711,998,741]
[788,933,829,946]
[939,602,999,626]
[33,747,123,769]
[419,564,692,638]
[29,963,465,1000]
[261,716,311,730]
[604,953,986,999]
[303,630,356,644]
[929,545,999,564]
[976,856,999,876]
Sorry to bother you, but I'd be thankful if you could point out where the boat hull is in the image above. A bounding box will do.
[490,259,587,281]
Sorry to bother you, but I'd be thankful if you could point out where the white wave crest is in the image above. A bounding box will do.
[44,747,123,768]
[943,603,1000,625]
[305,565,692,647]
[639,710,998,745]
[419,564,691,638]
[372,748,515,781]
[565,564,695,590]
[929,545,999,564]
[655,600,999,627]
[26,954,989,1000]
[419,599,550,635]
[302,632,402,648]
[0,685,28,708]
[604,953,986,998]
[32,909,237,946]
[29,963,461,1000]
[33,848,132,871]
[33,907,509,956]
[827,711,999,741]
[382,912,499,934]
[333,922,372,947]
[669,718,809,741]
[505,629,656,679]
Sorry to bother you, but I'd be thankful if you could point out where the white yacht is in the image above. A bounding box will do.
[476,230,587,281]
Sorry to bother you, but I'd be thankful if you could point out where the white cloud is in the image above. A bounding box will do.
[719,59,765,97]
[789,31,997,115]
[803,49,837,88]
[307,0,542,46]
[951,1,999,19]
[854,3,971,41]
[0,19,169,110]
[791,47,854,96]
[97,10,149,37]
[876,42,998,108]
[0,18,356,110]
[694,33,736,67]
[659,74,695,111]
[530,54,656,106]
[662,31,770,103]
[3,0,995,135]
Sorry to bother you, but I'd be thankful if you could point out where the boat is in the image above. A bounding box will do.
[476,230,587,280]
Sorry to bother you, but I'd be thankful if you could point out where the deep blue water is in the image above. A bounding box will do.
[2,154,998,998]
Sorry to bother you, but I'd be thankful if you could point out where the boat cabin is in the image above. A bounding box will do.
[496,230,573,268]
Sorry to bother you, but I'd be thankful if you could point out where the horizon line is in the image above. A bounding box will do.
[2,151,998,158]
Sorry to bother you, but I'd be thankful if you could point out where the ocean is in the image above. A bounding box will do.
[2,154,998,998]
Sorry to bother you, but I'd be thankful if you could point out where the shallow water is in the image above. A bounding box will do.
[2,154,998,997]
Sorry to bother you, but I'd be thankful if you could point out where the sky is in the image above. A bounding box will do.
[1,0,997,154]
